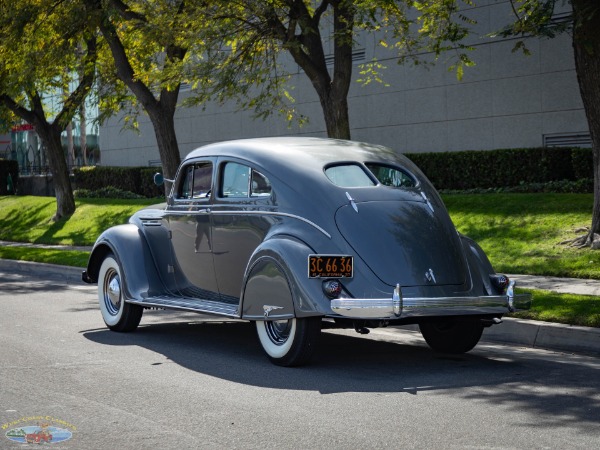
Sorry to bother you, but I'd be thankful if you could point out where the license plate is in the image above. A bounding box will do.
[308,255,353,278]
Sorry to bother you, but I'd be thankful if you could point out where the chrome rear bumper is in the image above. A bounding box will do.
[330,282,532,319]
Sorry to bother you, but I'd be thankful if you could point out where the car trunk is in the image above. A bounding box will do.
[335,200,468,287]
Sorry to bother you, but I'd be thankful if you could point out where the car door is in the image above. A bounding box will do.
[211,160,274,302]
[167,159,220,299]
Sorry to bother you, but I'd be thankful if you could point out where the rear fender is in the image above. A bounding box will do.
[85,224,165,301]
[460,234,496,296]
[241,236,330,320]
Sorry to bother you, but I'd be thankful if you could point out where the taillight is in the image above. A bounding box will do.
[489,274,510,294]
[322,280,343,298]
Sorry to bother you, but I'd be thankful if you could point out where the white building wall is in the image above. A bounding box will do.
[99,1,588,166]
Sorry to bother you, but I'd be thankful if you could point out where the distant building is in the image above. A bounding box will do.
[100,2,589,167]
[1,86,100,174]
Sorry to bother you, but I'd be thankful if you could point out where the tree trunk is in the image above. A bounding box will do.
[146,104,181,196]
[318,89,351,140]
[572,0,600,246]
[36,124,75,220]
[286,1,354,140]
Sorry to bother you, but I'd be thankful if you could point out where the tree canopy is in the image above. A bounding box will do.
[87,0,204,191]
[184,0,476,139]
[0,0,99,219]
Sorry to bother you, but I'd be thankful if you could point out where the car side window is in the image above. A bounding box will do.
[221,162,272,198]
[192,163,213,198]
[221,162,250,197]
[176,162,213,200]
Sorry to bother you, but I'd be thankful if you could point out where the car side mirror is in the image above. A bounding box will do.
[154,173,164,186]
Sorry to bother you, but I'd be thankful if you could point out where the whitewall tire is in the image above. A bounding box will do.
[256,317,321,367]
[98,254,143,332]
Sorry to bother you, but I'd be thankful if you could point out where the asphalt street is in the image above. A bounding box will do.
[1,270,600,449]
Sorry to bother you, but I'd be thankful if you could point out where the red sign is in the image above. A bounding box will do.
[11,123,34,132]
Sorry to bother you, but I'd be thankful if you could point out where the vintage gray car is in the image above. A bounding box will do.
[82,137,531,366]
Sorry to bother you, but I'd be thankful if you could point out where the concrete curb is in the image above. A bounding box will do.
[0,258,84,285]
[482,318,600,356]
[1,258,599,357]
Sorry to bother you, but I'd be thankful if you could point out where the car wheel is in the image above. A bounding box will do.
[419,319,484,354]
[256,317,321,366]
[98,254,143,332]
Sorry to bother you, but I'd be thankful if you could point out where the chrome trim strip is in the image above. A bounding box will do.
[167,209,331,239]
[128,296,239,318]
[330,293,532,319]
[140,219,163,227]
[345,192,359,213]
[393,284,402,316]
[244,313,295,321]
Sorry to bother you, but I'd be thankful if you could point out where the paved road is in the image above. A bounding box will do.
[1,271,600,449]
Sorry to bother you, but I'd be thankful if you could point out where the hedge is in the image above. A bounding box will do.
[0,159,19,195]
[70,147,593,197]
[73,166,163,198]
[405,147,592,190]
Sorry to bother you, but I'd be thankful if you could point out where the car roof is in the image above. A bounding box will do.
[184,137,408,172]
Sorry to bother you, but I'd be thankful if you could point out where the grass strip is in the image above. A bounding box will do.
[511,289,600,328]
[0,246,89,267]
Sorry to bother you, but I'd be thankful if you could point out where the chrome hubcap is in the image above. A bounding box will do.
[265,320,292,345]
[103,269,121,316]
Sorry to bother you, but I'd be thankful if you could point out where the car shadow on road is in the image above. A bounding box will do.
[82,314,600,431]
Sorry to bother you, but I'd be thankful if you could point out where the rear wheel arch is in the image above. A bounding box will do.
[240,236,330,318]
[241,256,296,320]
[241,240,323,366]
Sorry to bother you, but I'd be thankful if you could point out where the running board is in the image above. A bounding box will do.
[128,295,239,318]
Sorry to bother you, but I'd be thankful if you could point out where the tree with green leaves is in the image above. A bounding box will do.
[86,0,195,193]
[0,0,98,220]
[186,0,474,140]
[496,0,600,249]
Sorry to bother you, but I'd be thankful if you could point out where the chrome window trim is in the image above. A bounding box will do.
[166,209,331,239]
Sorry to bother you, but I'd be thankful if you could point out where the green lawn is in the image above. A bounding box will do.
[0,196,157,267]
[0,195,157,246]
[444,193,597,279]
[0,193,596,277]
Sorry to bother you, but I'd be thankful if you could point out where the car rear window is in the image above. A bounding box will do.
[365,163,417,188]
[324,164,376,188]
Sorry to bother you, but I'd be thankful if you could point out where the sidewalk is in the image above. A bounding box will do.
[509,273,600,296]
[0,256,599,357]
